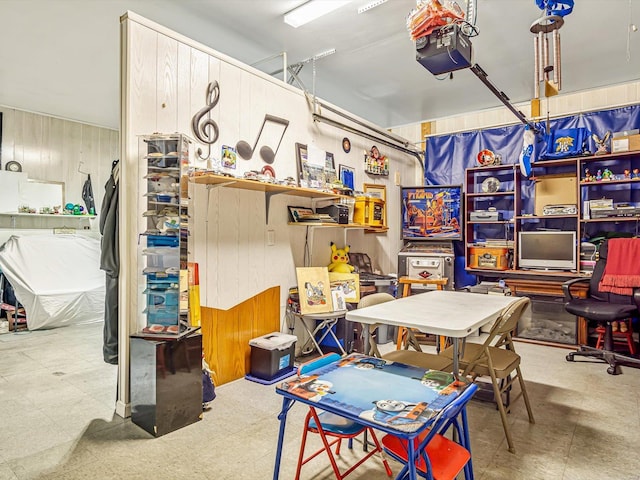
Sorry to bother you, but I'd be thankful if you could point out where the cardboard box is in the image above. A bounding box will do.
[612,134,640,153]
[534,174,577,217]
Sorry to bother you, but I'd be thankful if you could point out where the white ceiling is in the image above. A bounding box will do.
[1,0,639,131]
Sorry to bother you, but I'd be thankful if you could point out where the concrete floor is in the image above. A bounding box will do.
[1,322,639,480]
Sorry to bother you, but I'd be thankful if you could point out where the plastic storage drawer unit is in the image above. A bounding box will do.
[249,332,297,380]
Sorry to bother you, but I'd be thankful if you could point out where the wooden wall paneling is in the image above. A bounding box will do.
[189,48,209,168]
[217,188,241,306]
[11,109,25,166]
[22,111,43,173]
[201,286,280,385]
[125,21,159,339]
[156,34,178,134]
[242,189,265,299]
[218,61,241,163]
[39,116,53,181]
[61,121,82,209]
[0,108,14,164]
[204,185,221,307]
[176,43,192,136]
[47,117,64,185]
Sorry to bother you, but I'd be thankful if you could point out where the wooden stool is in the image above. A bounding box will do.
[396,277,448,351]
[595,319,636,354]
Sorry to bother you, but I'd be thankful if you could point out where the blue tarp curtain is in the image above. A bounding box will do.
[424,104,640,186]
[425,104,640,287]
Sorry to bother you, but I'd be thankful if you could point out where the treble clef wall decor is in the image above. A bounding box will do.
[191,81,220,162]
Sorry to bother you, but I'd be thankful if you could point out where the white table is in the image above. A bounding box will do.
[346,290,521,374]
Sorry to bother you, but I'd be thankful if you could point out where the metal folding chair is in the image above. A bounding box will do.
[294,353,392,479]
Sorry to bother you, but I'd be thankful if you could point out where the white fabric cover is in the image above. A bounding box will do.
[0,234,105,330]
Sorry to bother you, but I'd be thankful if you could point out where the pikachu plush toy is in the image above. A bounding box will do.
[328,242,355,273]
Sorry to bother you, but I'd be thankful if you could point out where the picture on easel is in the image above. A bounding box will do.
[296,267,333,315]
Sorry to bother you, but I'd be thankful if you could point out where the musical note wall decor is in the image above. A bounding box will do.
[236,114,289,164]
[191,81,220,161]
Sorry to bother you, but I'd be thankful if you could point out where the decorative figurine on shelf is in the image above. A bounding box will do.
[583,168,593,182]
[633,168,640,179]
[592,131,611,156]
[602,168,613,181]
[596,169,603,181]
[328,242,355,273]
[624,169,631,179]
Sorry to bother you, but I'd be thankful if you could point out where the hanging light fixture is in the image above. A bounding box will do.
[284,0,352,28]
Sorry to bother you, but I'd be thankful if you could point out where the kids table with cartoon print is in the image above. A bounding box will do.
[273,353,471,480]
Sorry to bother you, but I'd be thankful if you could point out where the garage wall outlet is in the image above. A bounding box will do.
[267,230,275,246]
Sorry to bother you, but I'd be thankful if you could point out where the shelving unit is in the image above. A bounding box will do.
[136,133,194,338]
[191,172,387,233]
[464,150,640,277]
[465,150,640,346]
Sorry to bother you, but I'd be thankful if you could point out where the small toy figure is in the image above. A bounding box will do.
[592,131,611,156]
[596,169,603,181]
[584,168,593,182]
[633,168,640,179]
[624,169,631,179]
[602,168,613,181]
[328,242,355,273]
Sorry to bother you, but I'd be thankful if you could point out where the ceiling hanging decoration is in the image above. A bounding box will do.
[531,0,574,99]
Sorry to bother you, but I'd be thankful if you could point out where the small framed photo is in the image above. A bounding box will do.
[287,206,314,223]
[296,267,334,315]
[339,164,355,190]
[221,145,237,169]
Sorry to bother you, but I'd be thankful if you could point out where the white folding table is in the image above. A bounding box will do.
[346,290,521,374]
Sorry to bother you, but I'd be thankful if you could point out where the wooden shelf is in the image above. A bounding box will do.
[581,216,640,223]
[0,212,96,219]
[466,191,515,198]
[466,164,518,172]
[190,173,344,199]
[580,178,640,186]
[515,214,579,220]
[190,173,348,223]
[288,222,361,228]
[467,220,513,225]
[466,267,589,279]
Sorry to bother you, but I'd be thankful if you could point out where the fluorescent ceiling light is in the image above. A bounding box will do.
[284,0,352,28]
[357,0,388,14]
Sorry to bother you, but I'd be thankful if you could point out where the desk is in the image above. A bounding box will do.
[346,290,521,374]
[273,353,471,480]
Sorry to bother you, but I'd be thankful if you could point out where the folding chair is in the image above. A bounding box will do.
[381,383,478,480]
[440,297,535,454]
[357,293,452,371]
[295,353,393,480]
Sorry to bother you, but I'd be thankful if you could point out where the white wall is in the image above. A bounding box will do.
[0,105,118,243]
[392,80,640,141]
[119,11,421,415]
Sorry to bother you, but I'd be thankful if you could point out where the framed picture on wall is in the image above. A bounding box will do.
[339,164,355,190]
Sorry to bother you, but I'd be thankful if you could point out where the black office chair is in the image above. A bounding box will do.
[563,239,640,375]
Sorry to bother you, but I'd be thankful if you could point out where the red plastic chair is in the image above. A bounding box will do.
[294,353,393,480]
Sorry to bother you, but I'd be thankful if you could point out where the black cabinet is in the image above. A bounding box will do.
[130,333,203,436]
